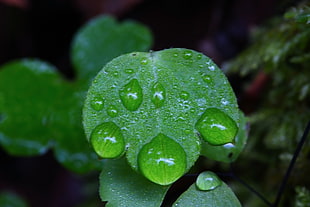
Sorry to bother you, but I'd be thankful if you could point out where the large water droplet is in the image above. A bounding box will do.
[138,133,187,185]
[107,105,118,117]
[90,122,125,158]
[119,79,143,111]
[151,82,166,108]
[196,171,222,191]
[195,108,238,145]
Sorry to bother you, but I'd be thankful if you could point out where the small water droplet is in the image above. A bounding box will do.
[141,58,149,65]
[138,133,187,185]
[113,71,119,76]
[125,68,134,74]
[90,97,104,111]
[151,82,166,108]
[208,65,215,71]
[202,74,212,83]
[198,64,204,68]
[119,79,143,111]
[195,108,238,145]
[107,105,118,117]
[184,129,191,134]
[90,122,125,158]
[197,54,202,59]
[196,171,222,191]
[173,53,178,57]
[180,91,190,100]
[183,51,193,59]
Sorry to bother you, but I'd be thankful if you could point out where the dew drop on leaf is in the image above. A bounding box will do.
[180,91,190,100]
[140,57,149,65]
[183,51,193,59]
[119,79,143,111]
[138,133,187,185]
[125,68,134,74]
[196,171,222,191]
[202,74,212,83]
[151,82,166,108]
[90,122,125,158]
[90,97,104,111]
[106,105,119,117]
[195,108,238,145]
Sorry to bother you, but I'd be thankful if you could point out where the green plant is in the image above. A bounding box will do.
[82,48,247,206]
[0,15,152,173]
[0,14,248,206]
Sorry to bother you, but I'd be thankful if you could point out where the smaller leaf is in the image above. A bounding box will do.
[99,158,169,207]
[173,180,241,207]
[138,133,187,185]
[196,171,222,191]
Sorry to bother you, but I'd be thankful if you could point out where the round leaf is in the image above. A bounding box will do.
[83,48,240,184]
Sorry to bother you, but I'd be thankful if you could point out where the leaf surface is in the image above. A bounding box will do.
[99,158,169,207]
[172,180,242,207]
[83,48,240,183]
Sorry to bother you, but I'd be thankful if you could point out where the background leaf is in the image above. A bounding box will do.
[0,59,62,156]
[71,15,153,82]
[0,191,28,207]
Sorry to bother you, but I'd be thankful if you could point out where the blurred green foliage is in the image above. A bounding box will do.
[226,2,310,206]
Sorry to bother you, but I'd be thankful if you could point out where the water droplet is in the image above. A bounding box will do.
[119,79,143,111]
[151,82,166,108]
[90,97,104,111]
[202,74,212,83]
[90,122,125,158]
[173,53,178,57]
[198,64,204,68]
[196,171,222,191]
[180,91,190,100]
[208,65,215,71]
[197,54,202,59]
[141,58,149,65]
[183,51,193,59]
[113,71,119,77]
[184,129,191,134]
[107,105,118,117]
[138,133,187,185]
[125,68,134,74]
[195,108,238,145]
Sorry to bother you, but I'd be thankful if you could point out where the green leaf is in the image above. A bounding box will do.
[172,179,242,207]
[0,59,101,173]
[0,59,62,156]
[71,15,153,82]
[99,158,169,207]
[201,110,248,163]
[83,48,240,184]
[0,191,28,207]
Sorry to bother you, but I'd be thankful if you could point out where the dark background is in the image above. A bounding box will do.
[0,0,303,206]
